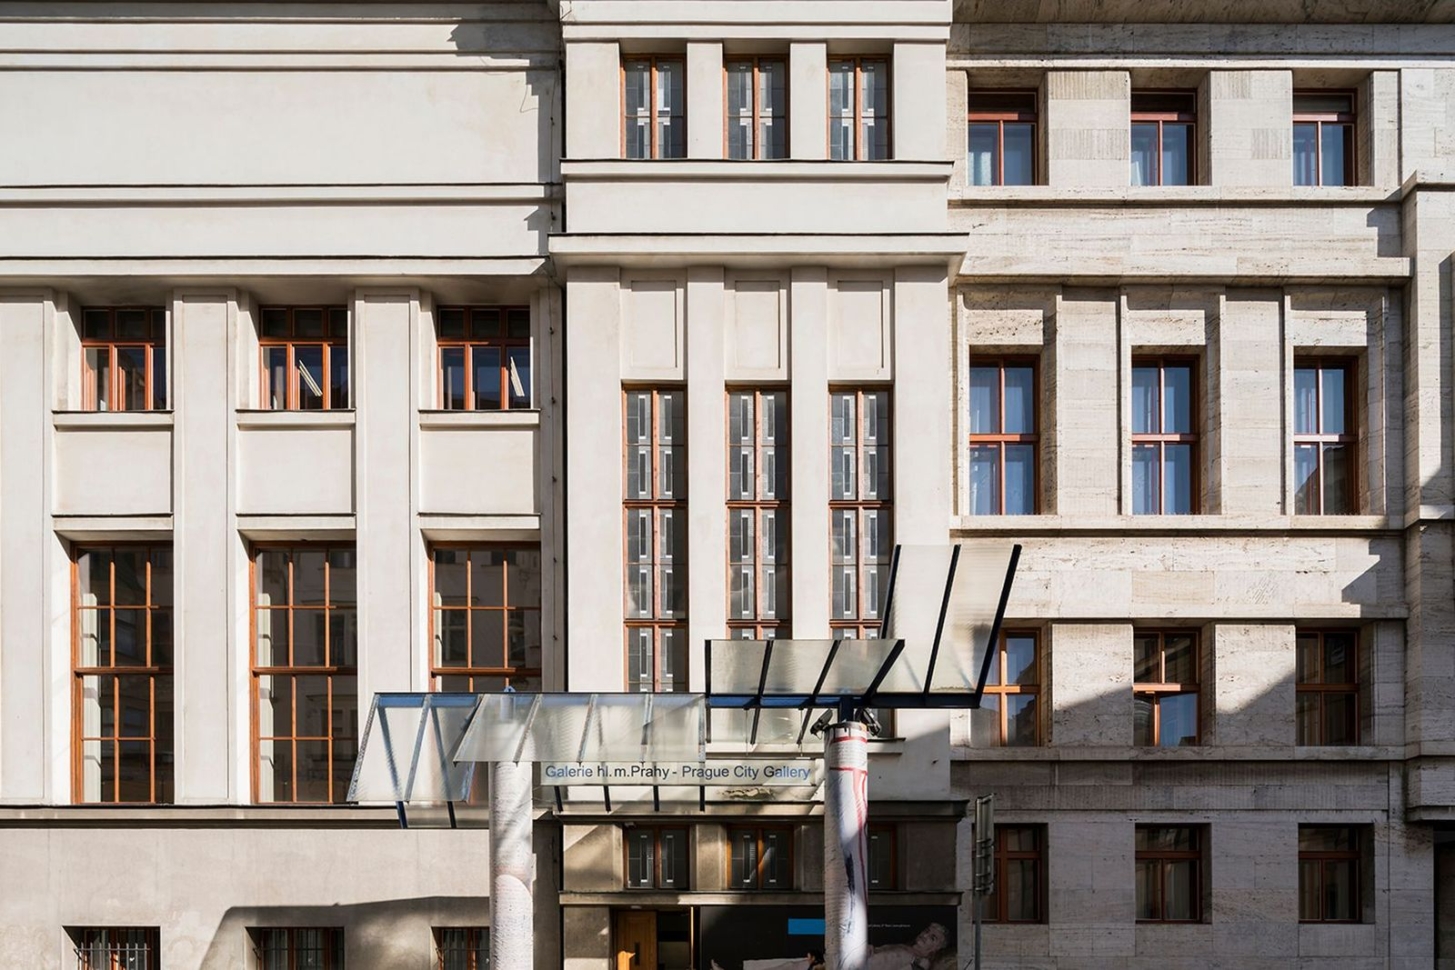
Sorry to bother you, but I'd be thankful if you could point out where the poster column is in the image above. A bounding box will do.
[824,720,870,970]
[490,759,534,970]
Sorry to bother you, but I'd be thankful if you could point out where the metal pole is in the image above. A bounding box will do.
[824,720,870,970]
[490,759,534,970]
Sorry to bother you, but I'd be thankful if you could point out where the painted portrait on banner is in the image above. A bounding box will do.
[699,905,957,970]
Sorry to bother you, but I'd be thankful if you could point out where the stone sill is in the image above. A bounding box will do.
[951,745,1401,762]
[53,409,173,430]
[418,409,541,430]
[0,183,559,205]
[236,409,355,430]
[952,513,1398,535]
[950,185,1397,206]
[563,159,953,181]
[0,805,406,825]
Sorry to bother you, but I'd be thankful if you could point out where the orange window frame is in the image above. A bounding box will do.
[248,545,358,805]
[70,544,173,805]
[829,388,892,636]
[981,630,1040,746]
[968,357,1039,514]
[436,306,531,411]
[1132,357,1200,514]
[1130,91,1197,185]
[984,826,1045,923]
[80,307,167,412]
[258,306,350,411]
[828,57,891,160]
[726,388,790,639]
[1293,358,1357,514]
[967,90,1037,185]
[429,544,543,693]
[622,56,685,159]
[1132,630,1200,747]
[1293,90,1356,187]
[1296,629,1359,745]
[727,825,794,890]
[1136,826,1204,923]
[724,57,788,160]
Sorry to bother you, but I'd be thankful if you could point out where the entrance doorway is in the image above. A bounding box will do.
[613,908,692,970]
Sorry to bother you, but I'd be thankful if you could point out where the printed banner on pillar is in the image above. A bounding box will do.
[540,760,821,786]
[698,905,958,970]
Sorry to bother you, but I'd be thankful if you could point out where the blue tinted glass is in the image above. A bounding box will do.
[969,367,999,433]
[1293,123,1318,185]
[1131,123,1158,186]
[1163,366,1192,434]
[1003,124,1034,185]
[970,446,1000,515]
[969,124,999,186]
[1162,124,1190,185]
[1132,368,1159,434]
[1004,367,1035,433]
[1165,443,1193,514]
[1132,444,1159,514]
[1005,445,1036,514]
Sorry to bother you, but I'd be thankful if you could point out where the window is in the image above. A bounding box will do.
[983,826,1044,923]
[969,359,1037,514]
[867,824,896,889]
[80,308,167,412]
[625,826,690,889]
[252,928,344,970]
[260,307,349,411]
[726,58,787,160]
[251,547,358,803]
[1299,826,1363,922]
[1294,92,1355,187]
[1135,826,1203,922]
[1131,359,1197,514]
[1131,92,1195,186]
[431,546,542,693]
[728,389,790,638]
[829,58,889,160]
[624,57,685,159]
[72,927,160,970]
[830,389,891,636]
[973,631,1039,746]
[1294,360,1356,514]
[437,306,531,411]
[1296,630,1358,745]
[434,928,488,970]
[625,389,687,691]
[1133,631,1199,747]
[729,827,792,889]
[968,91,1035,186]
[73,546,173,804]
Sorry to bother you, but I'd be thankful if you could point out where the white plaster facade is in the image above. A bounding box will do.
[0,1,1453,968]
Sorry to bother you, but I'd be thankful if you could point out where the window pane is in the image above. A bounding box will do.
[1159,693,1198,746]
[440,348,466,410]
[86,347,111,411]
[1323,691,1356,745]
[970,446,1001,515]
[1321,123,1348,186]
[1005,857,1039,920]
[969,366,999,433]
[1134,695,1155,746]
[151,347,167,410]
[660,829,687,887]
[829,63,854,160]
[1004,366,1034,433]
[969,123,999,186]
[1164,443,1193,514]
[657,61,684,159]
[1294,122,1319,185]
[1299,859,1322,920]
[1003,124,1034,185]
[474,346,502,410]
[626,830,652,887]
[1324,860,1356,920]
[1163,859,1196,919]
[727,62,753,160]
[1162,123,1191,185]
[1294,443,1320,514]
[624,61,651,159]
[1132,444,1160,514]
[1131,123,1158,186]
[1296,691,1319,745]
[1132,367,1159,433]
[294,346,324,410]
[1006,694,1038,745]
[117,347,148,411]
[1135,860,1158,919]
[1323,444,1350,513]
[1294,367,1318,434]
[1004,444,1036,515]
[1133,634,1159,683]
[1163,366,1192,433]
[1163,634,1196,684]
[1323,632,1355,683]
[263,347,288,409]
[1004,635,1037,684]
[507,347,531,408]
[1321,367,1347,434]
[330,346,349,410]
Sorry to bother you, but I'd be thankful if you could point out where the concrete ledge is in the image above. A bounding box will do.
[52,409,173,430]
[952,514,1400,534]
[952,745,1405,762]
[551,232,968,269]
[951,185,1398,205]
[236,409,355,431]
[418,409,542,430]
[563,159,953,180]
[0,183,560,204]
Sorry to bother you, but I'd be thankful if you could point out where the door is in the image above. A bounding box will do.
[615,910,657,970]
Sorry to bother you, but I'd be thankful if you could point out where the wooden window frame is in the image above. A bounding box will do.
[1131,357,1200,514]
[1298,826,1364,923]
[258,306,350,411]
[1296,628,1360,746]
[623,824,691,890]
[1293,358,1358,514]
[828,57,891,161]
[969,357,1039,514]
[727,388,791,639]
[980,630,1040,746]
[1133,630,1200,747]
[727,825,794,890]
[829,387,892,637]
[1130,91,1197,186]
[624,387,688,692]
[984,826,1046,923]
[251,928,345,970]
[622,56,686,160]
[434,927,489,970]
[435,306,532,411]
[1293,90,1357,187]
[73,927,161,970]
[71,544,173,805]
[967,90,1037,186]
[867,823,898,890]
[429,544,543,693]
[724,57,788,160]
[1135,826,1204,923]
[248,545,358,804]
[80,307,167,412]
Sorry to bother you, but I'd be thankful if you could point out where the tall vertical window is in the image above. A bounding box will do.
[73,546,173,805]
[1135,826,1203,922]
[625,389,687,691]
[252,928,344,970]
[80,308,167,412]
[625,826,689,889]
[1299,827,1363,922]
[968,91,1036,186]
[431,547,542,692]
[72,928,160,970]
[830,389,891,636]
[1296,630,1358,746]
[829,58,889,160]
[969,359,1038,514]
[1131,92,1195,186]
[1132,359,1197,515]
[984,826,1045,923]
[974,631,1039,746]
[729,827,792,889]
[435,929,488,970]
[1133,631,1199,747]
[727,389,790,638]
[252,547,358,803]
[260,307,350,411]
[624,57,685,159]
[1294,360,1356,514]
[1294,92,1355,187]
[726,58,787,160]
[437,306,531,411]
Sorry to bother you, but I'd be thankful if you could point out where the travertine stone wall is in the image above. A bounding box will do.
[1044,71,1130,187]
[1206,70,1292,187]
[1049,624,1133,747]
[1048,291,1119,515]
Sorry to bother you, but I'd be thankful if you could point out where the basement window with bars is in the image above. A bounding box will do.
[251,928,344,970]
[72,928,159,970]
[434,928,489,970]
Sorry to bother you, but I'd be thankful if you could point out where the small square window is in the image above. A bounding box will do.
[983,825,1045,922]
[1135,826,1204,922]
[1299,826,1366,922]
[968,91,1036,186]
[728,826,792,889]
[1131,91,1196,186]
[1294,92,1355,187]
[434,927,489,970]
[1296,630,1359,745]
[71,927,160,970]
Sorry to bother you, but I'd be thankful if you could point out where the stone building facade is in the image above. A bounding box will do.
[0,1,1452,968]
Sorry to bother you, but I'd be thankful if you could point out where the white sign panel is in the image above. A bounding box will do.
[542,760,822,787]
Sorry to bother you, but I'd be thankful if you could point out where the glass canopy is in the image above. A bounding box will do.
[452,692,705,764]
[348,692,480,804]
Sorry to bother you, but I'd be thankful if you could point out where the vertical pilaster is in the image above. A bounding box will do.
[1206,70,1292,187]
[686,267,725,687]
[687,42,723,160]
[790,43,828,160]
[1044,71,1129,188]
[892,42,946,160]
[790,268,830,637]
